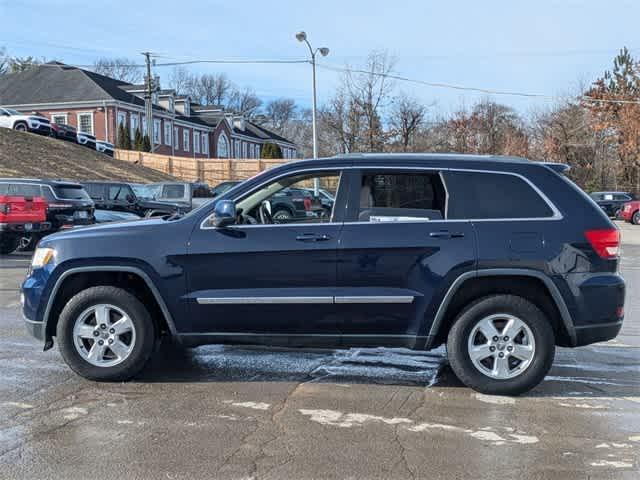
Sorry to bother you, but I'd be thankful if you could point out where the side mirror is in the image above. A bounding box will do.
[213,200,237,228]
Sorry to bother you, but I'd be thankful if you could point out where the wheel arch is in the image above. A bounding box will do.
[43,266,177,349]
[425,269,577,349]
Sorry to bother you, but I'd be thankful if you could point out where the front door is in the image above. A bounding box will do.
[336,169,476,347]
[183,169,347,337]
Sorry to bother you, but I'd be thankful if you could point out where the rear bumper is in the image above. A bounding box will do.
[574,321,623,346]
[0,222,51,233]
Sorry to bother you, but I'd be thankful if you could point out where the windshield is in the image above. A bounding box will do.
[4,108,21,115]
[131,184,160,200]
[53,185,91,200]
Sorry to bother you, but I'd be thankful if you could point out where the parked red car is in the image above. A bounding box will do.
[621,200,640,225]
[0,196,51,254]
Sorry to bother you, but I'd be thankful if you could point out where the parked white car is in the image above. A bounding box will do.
[96,140,114,156]
[0,107,51,136]
[76,131,96,149]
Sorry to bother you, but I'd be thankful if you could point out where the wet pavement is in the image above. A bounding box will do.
[0,223,639,479]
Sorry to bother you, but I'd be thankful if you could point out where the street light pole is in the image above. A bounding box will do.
[296,32,329,194]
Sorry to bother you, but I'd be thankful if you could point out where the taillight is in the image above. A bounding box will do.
[585,229,620,259]
[0,203,9,214]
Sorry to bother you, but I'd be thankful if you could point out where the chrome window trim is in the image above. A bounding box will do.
[199,165,563,230]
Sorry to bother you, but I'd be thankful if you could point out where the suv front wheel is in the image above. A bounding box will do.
[447,295,555,396]
[57,286,156,381]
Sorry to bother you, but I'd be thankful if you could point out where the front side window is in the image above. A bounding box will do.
[77,113,93,134]
[356,172,446,222]
[444,171,554,219]
[234,171,339,225]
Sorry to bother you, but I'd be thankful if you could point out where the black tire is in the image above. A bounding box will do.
[633,211,640,225]
[56,286,157,381]
[0,235,19,254]
[272,209,293,223]
[14,122,27,132]
[446,294,555,396]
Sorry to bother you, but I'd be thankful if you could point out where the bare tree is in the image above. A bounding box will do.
[345,50,397,151]
[93,57,142,83]
[389,93,427,151]
[167,66,194,96]
[0,47,8,76]
[263,98,297,131]
[227,86,262,117]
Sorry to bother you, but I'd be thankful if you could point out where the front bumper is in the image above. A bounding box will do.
[24,315,45,341]
[28,123,51,136]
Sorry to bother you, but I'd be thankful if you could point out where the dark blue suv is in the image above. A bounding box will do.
[21,154,625,395]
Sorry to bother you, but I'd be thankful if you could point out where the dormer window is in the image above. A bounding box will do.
[169,97,174,112]
[184,102,190,116]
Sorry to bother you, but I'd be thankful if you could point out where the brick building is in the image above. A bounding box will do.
[0,62,297,159]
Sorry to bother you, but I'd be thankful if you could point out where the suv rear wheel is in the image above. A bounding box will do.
[633,211,640,225]
[57,286,156,381]
[447,294,555,396]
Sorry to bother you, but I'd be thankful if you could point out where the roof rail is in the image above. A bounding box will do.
[538,162,570,174]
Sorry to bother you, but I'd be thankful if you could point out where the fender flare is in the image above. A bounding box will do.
[425,268,577,348]
[42,265,178,345]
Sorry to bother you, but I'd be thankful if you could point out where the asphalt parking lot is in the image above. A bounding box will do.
[0,223,639,480]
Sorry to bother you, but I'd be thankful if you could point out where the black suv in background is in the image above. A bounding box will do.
[50,122,77,142]
[590,191,635,218]
[82,181,185,217]
[0,179,94,246]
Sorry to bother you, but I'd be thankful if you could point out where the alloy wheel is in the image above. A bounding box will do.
[73,304,137,367]
[467,313,536,380]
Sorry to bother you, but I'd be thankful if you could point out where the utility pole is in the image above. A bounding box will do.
[142,52,155,153]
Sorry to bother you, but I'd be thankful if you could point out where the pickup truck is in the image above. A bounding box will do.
[147,182,215,211]
[0,195,50,254]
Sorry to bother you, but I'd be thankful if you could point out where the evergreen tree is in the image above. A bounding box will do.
[142,134,151,152]
[123,124,132,150]
[116,123,126,149]
[133,128,143,151]
[261,142,283,159]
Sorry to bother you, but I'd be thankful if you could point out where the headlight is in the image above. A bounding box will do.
[28,119,39,127]
[31,247,55,268]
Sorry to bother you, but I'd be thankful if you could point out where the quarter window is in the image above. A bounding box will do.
[444,171,554,219]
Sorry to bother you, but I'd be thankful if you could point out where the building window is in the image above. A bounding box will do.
[168,97,174,112]
[202,134,208,155]
[234,139,240,159]
[242,142,247,158]
[51,113,68,125]
[153,119,161,144]
[194,131,200,153]
[142,116,147,136]
[174,126,179,149]
[183,130,190,151]
[217,133,229,158]
[255,145,260,158]
[117,112,126,127]
[77,112,94,134]
[164,121,172,146]
[130,114,139,138]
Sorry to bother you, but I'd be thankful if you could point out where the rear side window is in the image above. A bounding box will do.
[162,185,185,198]
[357,172,446,222]
[0,183,42,197]
[53,185,91,200]
[444,171,554,219]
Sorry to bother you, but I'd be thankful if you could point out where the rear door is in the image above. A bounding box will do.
[335,169,476,346]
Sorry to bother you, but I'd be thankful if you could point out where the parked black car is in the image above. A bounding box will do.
[21,154,625,395]
[0,178,94,247]
[590,191,635,218]
[50,122,77,142]
[147,181,215,211]
[82,181,186,217]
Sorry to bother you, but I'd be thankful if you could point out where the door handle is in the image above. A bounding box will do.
[296,233,331,242]
[429,231,465,239]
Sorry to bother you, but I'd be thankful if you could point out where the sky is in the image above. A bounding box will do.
[1,0,638,116]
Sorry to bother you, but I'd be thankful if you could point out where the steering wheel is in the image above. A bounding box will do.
[258,202,274,224]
